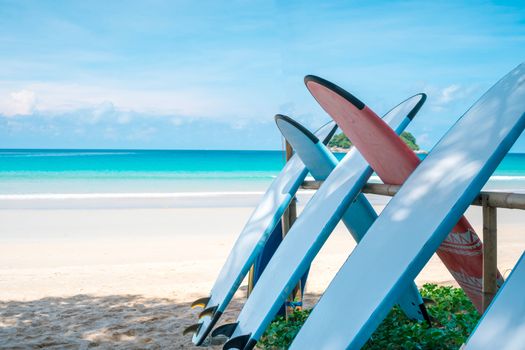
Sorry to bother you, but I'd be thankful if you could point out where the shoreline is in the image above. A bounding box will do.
[1,176,525,210]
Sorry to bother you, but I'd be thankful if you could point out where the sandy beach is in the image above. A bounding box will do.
[0,196,524,349]
[2,1,525,348]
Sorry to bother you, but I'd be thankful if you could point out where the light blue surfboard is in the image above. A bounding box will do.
[289,63,525,349]
[465,252,525,349]
[186,120,338,345]
[218,94,426,350]
[275,114,427,322]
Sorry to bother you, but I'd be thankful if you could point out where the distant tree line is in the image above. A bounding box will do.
[328,131,420,151]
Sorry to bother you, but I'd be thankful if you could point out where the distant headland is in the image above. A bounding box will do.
[328,131,427,154]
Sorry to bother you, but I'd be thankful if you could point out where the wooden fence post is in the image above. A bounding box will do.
[247,266,255,297]
[482,194,498,313]
[282,141,301,319]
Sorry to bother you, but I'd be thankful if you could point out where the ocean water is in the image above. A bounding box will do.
[0,150,285,196]
[0,149,524,198]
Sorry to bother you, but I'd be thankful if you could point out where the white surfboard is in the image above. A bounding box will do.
[219,94,426,350]
[275,114,427,322]
[289,63,525,349]
[465,252,525,349]
[186,120,337,345]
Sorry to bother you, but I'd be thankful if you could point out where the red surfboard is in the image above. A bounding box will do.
[305,75,504,312]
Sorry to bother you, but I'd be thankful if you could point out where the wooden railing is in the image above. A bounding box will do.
[273,138,524,315]
[300,180,525,312]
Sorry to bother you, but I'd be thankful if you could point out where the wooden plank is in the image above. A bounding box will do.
[473,191,525,210]
[301,181,525,210]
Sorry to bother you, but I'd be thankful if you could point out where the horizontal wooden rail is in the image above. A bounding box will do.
[301,181,525,210]
[301,179,525,312]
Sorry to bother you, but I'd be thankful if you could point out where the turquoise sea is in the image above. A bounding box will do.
[1,149,525,197]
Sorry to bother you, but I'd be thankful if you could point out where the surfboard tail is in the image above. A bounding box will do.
[222,334,255,350]
[423,297,435,306]
[419,303,432,326]
[192,311,223,346]
[211,322,239,338]
[191,296,211,309]
[199,305,218,319]
[183,323,201,336]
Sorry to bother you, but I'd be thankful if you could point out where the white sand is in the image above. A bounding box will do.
[0,202,523,348]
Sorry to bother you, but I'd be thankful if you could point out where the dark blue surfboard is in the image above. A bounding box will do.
[186,120,338,345]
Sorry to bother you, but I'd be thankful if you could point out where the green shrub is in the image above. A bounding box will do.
[257,284,480,350]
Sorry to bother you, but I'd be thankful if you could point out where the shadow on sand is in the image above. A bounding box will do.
[0,294,247,350]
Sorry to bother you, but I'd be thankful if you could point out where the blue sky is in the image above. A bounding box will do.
[1,0,525,151]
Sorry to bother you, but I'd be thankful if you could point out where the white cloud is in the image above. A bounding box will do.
[89,101,116,124]
[171,117,185,126]
[419,83,479,113]
[103,126,118,140]
[127,126,157,141]
[0,89,37,116]
[231,118,249,130]
[0,81,279,122]
[436,84,461,105]
[416,132,430,147]
[117,113,132,124]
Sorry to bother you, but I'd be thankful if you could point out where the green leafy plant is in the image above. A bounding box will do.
[258,309,312,349]
[257,284,480,350]
[328,131,420,151]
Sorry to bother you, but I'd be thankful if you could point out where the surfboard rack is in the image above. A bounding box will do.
[301,179,525,312]
[191,296,210,309]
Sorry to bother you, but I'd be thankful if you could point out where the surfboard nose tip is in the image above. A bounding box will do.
[303,75,366,110]
[274,113,292,124]
[405,93,427,120]
[274,114,320,144]
[303,74,319,85]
